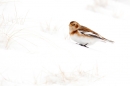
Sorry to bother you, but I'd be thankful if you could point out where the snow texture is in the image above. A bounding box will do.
[0,0,130,86]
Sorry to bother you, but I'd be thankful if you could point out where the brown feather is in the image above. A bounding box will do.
[69,21,114,43]
[79,26,99,36]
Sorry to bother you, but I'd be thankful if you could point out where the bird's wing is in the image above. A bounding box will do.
[78,30,103,39]
[78,30,114,43]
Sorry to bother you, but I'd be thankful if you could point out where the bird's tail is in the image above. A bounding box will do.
[103,38,114,43]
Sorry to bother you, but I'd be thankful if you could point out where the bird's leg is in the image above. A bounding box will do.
[84,43,89,48]
[79,43,89,48]
[79,44,85,46]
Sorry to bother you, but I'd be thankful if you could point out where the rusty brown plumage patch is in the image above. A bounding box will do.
[70,30,78,35]
[75,25,78,28]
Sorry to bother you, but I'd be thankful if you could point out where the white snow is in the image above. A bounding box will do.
[0,0,130,86]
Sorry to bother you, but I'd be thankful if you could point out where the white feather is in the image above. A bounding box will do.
[70,34,99,45]
[78,30,99,37]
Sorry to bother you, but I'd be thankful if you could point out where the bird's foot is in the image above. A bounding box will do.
[79,43,89,48]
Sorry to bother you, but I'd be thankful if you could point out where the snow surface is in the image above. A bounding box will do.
[0,0,130,86]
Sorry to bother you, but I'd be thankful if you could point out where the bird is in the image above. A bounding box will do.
[69,21,114,47]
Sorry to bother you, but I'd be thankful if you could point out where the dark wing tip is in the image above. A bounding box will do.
[107,39,114,43]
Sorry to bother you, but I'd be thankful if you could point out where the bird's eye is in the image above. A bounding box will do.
[72,24,75,26]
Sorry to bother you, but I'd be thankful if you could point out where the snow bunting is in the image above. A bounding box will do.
[69,21,114,47]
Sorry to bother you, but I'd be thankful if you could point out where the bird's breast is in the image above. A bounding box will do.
[70,34,98,45]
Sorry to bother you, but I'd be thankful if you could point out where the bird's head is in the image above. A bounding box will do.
[69,21,80,31]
